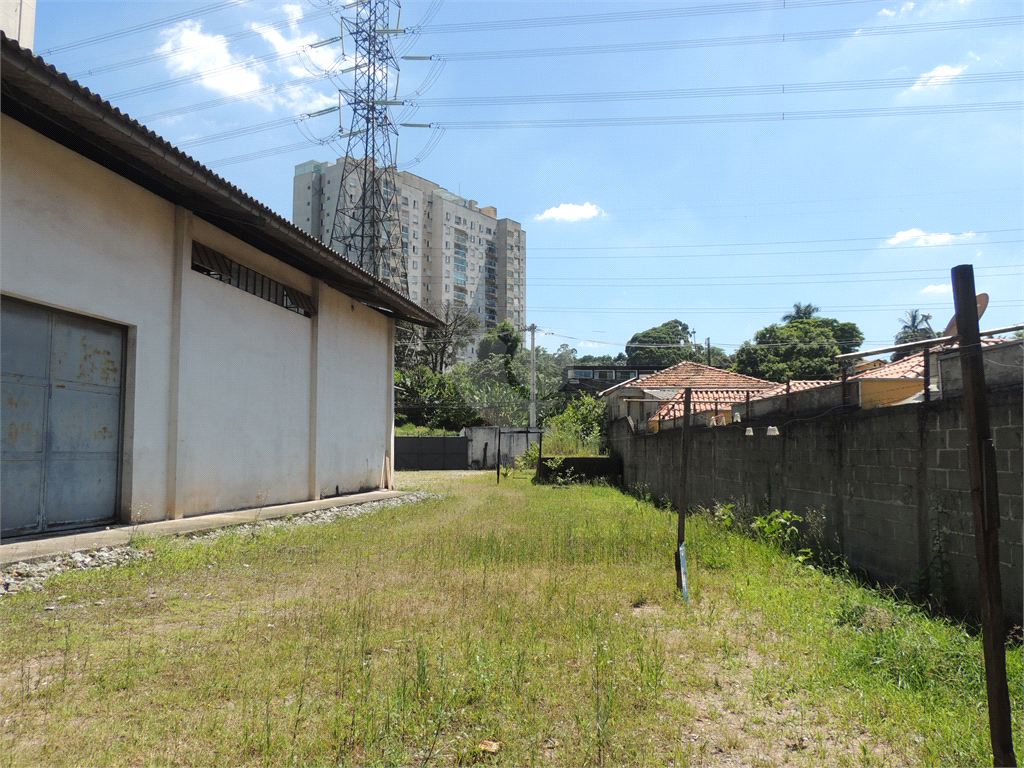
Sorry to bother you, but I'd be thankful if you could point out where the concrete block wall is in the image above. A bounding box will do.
[610,389,1023,625]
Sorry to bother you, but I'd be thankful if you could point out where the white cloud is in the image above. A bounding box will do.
[878,2,913,16]
[250,18,346,112]
[913,64,966,89]
[534,202,605,222]
[920,284,953,294]
[886,228,975,246]
[157,21,265,99]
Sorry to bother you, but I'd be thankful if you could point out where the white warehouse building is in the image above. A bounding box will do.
[0,35,438,539]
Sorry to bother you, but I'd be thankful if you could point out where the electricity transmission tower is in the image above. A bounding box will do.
[327,0,408,294]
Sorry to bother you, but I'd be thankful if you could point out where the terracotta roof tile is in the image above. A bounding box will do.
[749,380,835,401]
[626,361,772,391]
[654,388,778,420]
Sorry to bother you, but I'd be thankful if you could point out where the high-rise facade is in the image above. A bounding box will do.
[293,160,526,330]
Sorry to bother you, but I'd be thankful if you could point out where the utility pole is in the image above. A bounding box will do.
[951,264,1016,767]
[529,323,537,429]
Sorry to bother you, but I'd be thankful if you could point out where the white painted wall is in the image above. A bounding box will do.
[0,0,36,49]
[1,114,396,524]
[314,284,393,494]
[1,115,175,522]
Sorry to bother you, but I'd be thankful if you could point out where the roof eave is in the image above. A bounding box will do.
[0,33,440,328]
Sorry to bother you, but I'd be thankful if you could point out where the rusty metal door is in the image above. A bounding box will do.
[1,299,124,538]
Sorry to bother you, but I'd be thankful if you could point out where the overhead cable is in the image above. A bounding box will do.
[68,6,336,79]
[528,237,1023,260]
[527,271,1023,289]
[136,73,336,123]
[108,39,345,100]
[413,0,879,34]
[407,101,1023,130]
[411,71,1023,108]
[407,16,1022,62]
[38,0,253,56]
[529,229,1021,251]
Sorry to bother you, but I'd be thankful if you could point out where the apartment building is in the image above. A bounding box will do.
[293,160,526,329]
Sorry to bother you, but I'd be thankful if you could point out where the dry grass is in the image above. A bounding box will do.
[0,471,1019,767]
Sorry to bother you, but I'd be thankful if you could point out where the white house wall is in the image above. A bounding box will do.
[1,114,395,524]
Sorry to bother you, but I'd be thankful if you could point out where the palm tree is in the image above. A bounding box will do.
[892,309,936,361]
[782,302,820,323]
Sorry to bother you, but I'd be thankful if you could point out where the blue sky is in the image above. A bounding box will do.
[34,0,1023,359]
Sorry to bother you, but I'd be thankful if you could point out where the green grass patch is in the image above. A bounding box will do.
[1,472,1019,767]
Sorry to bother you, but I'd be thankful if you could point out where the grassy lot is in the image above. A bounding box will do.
[2,471,1021,767]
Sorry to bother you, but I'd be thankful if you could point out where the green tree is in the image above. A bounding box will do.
[476,320,522,361]
[413,303,479,374]
[782,302,820,323]
[733,317,863,382]
[395,366,482,431]
[892,309,937,361]
[577,353,627,365]
[625,319,700,367]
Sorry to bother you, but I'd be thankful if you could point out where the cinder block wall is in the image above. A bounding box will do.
[610,389,1023,625]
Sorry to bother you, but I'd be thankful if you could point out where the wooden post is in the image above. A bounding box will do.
[675,388,692,599]
[951,264,1016,767]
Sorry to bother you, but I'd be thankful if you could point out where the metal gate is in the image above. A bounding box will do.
[394,436,468,471]
[1,299,125,539]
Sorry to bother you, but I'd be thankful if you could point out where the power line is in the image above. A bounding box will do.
[411,71,1023,108]
[413,0,881,35]
[38,0,255,56]
[136,73,336,123]
[530,301,1021,315]
[528,271,1023,289]
[406,101,1023,131]
[107,39,343,100]
[530,229,1020,251]
[528,237,1023,261]
[68,6,337,79]
[407,16,1022,62]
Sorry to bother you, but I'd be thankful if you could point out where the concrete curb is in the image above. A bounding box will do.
[0,490,410,566]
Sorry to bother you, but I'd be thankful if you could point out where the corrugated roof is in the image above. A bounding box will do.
[611,360,772,392]
[0,33,439,328]
[654,388,775,420]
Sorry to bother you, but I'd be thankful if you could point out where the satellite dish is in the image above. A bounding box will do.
[943,293,989,337]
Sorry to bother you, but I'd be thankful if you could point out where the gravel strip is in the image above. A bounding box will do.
[1,492,439,596]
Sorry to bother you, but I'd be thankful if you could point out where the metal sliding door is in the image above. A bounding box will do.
[1,298,124,538]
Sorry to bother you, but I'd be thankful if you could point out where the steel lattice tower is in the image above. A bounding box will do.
[328,0,407,294]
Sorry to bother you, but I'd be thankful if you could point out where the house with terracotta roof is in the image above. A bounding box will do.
[723,337,1023,422]
[0,34,439,539]
[600,360,772,428]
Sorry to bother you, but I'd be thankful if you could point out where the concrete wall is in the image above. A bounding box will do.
[611,389,1023,625]
[1,115,395,524]
[466,427,540,469]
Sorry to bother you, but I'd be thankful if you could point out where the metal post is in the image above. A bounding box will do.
[675,388,692,599]
[529,323,537,429]
[496,429,501,485]
[951,264,1016,767]
[922,346,931,404]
